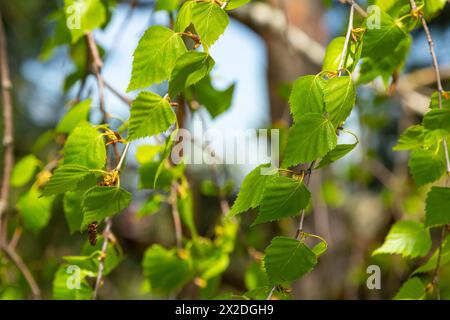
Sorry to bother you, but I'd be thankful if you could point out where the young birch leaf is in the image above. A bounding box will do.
[53,265,93,300]
[316,143,357,169]
[63,123,106,169]
[63,191,85,233]
[174,1,194,33]
[408,149,446,186]
[425,187,450,228]
[17,188,54,234]
[155,0,180,11]
[322,37,359,73]
[81,186,132,227]
[42,164,92,196]
[11,155,40,187]
[423,109,450,132]
[253,177,311,225]
[429,91,450,109]
[413,235,450,275]
[142,244,194,295]
[393,125,424,151]
[56,99,91,134]
[393,278,426,300]
[362,11,407,60]
[323,76,356,127]
[282,113,337,167]
[264,237,317,284]
[191,1,229,47]
[373,220,431,259]
[127,26,186,92]
[225,0,252,11]
[128,91,176,141]
[169,51,215,98]
[289,75,325,122]
[64,0,106,43]
[229,164,278,217]
[195,75,235,118]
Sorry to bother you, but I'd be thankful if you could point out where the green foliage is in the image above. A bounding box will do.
[373,220,432,259]
[63,0,106,43]
[323,76,356,127]
[254,176,311,225]
[63,123,106,169]
[194,76,235,118]
[17,187,54,233]
[191,1,229,47]
[169,51,215,98]
[394,277,426,300]
[42,164,92,196]
[229,164,277,216]
[393,125,424,151]
[56,99,91,133]
[53,265,94,300]
[63,191,85,233]
[316,143,357,169]
[11,155,41,187]
[425,187,450,227]
[283,113,337,166]
[413,235,450,275]
[289,75,325,120]
[408,149,446,186]
[264,237,317,284]
[142,245,193,295]
[127,26,186,92]
[81,186,132,227]
[128,91,176,141]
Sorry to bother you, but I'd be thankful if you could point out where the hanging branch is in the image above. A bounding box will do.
[0,11,42,300]
[409,0,449,299]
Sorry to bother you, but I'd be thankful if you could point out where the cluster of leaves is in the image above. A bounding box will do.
[6,0,450,300]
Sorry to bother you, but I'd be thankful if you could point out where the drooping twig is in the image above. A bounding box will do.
[338,3,355,74]
[409,0,449,298]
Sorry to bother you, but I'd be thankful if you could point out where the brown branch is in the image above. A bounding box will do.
[0,11,42,300]
[92,217,112,300]
[170,182,183,250]
[0,10,13,238]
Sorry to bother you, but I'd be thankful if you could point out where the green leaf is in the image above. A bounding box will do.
[53,265,93,300]
[17,188,54,234]
[393,277,426,300]
[316,143,357,169]
[253,176,311,225]
[323,76,356,127]
[137,194,166,217]
[63,123,106,169]
[142,244,193,295]
[174,1,194,33]
[81,237,123,275]
[229,164,278,216]
[128,91,177,141]
[81,186,132,227]
[282,113,337,167]
[429,91,450,109]
[424,0,447,19]
[64,0,106,43]
[195,76,235,118]
[11,155,40,187]
[322,37,360,73]
[169,51,215,98]
[362,11,407,60]
[373,220,431,259]
[393,125,424,151]
[42,164,92,196]
[56,99,91,133]
[127,26,186,92]
[413,235,450,275]
[155,0,180,11]
[423,108,450,132]
[289,75,325,121]
[135,145,161,165]
[264,236,317,284]
[425,187,450,228]
[191,1,229,47]
[225,0,252,10]
[408,149,446,186]
[63,191,85,233]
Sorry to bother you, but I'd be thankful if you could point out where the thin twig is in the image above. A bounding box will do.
[432,227,446,300]
[0,10,13,239]
[344,0,368,18]
[92,217,112,300]
[170,182,183,250]
[338,3,355,75]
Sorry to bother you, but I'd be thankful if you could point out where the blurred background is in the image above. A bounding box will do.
[1,0,450,299]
